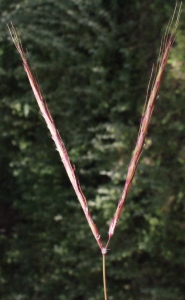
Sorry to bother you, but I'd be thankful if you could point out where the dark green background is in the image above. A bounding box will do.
[0,1,185,299]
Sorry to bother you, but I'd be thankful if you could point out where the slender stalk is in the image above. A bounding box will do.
[102,254,108,300]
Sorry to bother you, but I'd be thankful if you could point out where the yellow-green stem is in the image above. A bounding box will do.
[103,254,108,300]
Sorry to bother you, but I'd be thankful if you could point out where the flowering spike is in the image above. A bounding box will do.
[106,2,182,249]
[7,23,104,252]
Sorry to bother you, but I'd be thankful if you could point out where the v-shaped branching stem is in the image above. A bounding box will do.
[8,1,182,255]
[8,3,182,300]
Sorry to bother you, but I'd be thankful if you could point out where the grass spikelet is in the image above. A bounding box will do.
[7,23,104,252]
[106,2,182,249]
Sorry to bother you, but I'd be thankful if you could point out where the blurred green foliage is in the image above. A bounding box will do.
[0,0,185,299]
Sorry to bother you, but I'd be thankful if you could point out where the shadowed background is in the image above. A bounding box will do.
[0,1,185,299]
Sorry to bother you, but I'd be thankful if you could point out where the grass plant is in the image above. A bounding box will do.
[8,3,182,298]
